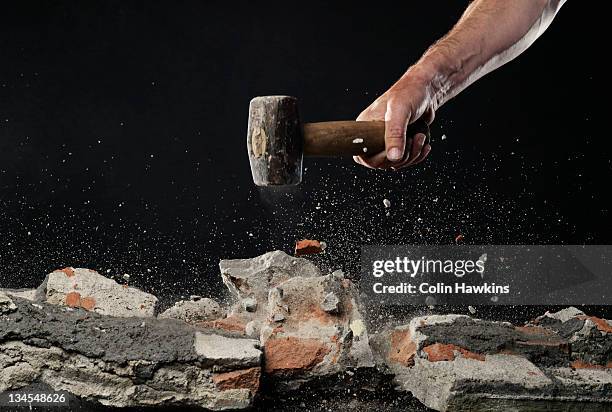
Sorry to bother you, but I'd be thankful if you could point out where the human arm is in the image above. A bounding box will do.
[355,0,567,169]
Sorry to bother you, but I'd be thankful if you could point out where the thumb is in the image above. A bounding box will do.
[384,98,411,162]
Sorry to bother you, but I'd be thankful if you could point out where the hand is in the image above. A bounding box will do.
[354,66,436,169]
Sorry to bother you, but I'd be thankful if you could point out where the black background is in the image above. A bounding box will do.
[0,1,606,305]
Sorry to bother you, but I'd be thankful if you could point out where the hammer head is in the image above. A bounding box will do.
[247,96,303,186]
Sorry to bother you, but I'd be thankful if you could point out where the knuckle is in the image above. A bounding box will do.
[385,126,406,140]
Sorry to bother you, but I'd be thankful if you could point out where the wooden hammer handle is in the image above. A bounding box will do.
[302,118,430,156]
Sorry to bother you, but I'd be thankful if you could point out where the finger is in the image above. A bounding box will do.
[392,134,425,170]
[413,144,431,165]
[353,155,364,166]
[384,98,410,162]
[405,133,426,166]
[353,153,383,169]
[391,137,413,170]
[361,151,392,169]
[353,155,374,169]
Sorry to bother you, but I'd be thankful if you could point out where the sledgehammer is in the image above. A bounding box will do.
[247,95,430,186]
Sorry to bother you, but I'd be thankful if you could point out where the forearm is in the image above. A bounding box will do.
[412,0,566,109]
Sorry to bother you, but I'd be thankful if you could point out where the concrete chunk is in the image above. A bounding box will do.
[39,267,157,317]
[194,332,261,367]
[374,313,612,411]
[219,250,321,302]
[0,292,17,314]
[0,297,261,410]
[0,288,37,301]
[159,298,224,323]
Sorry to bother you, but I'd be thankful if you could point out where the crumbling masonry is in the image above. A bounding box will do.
[1,251,611,411]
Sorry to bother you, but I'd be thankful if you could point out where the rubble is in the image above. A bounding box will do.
[219,250,321,303]
[241,297,258,312]
[295,239,325,256]
[371,310,612,411]
[0,297,261,410]
[531,306,612,368]
[219,250,374,392]
[260,271,374,390]
[214,250,322,335]
[193,332,261,367]
[159,297,224,323]
[320,292,340,313]
[38,267,158,317]
[1,255,610,411]
[0,291,17,314]
[0,288,37,301]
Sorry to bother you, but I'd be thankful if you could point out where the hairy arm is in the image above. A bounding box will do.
[356,0,567,169]
[424,0,566,108]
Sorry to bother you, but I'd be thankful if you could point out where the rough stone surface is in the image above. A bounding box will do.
[199,313,251,335]
[2,256,611,411]
[259,271,374,391]
[531,307,612,369]
[219,250,321,303]
[194,332,261,367]
[537,306,586,323]
[242,297,258,312]
[218,250,373,392]
[38,267,158,317]
[373,312,612,411]
[0,292,17,314]
[0,297,261,410]
[158,297,224,323]
[215,251,322,338]
[212,367,261,394]
[320,292,340,313]
[264,336,331,373]
[0,288,37,301]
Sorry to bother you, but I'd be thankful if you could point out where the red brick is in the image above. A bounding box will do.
[80,296,96,310]
[423,343,485,362]
[295,239,323,256]
[59,267,75,277]
[388,330,416,367]
[65,292,81,307]
[578,316,612,333]
[264,337,330,373]
[199,315,246,333]
[212,367,261,394]
[571,359,612,370]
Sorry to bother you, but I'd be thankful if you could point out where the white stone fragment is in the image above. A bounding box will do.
[0,288,36,301]
[159,298,223,323]
[194,333,261,366]
[41,268,157,317]
[0,292,17,314]
[242,297,258,313]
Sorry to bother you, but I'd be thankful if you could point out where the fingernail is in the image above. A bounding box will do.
[387,147,402,161]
